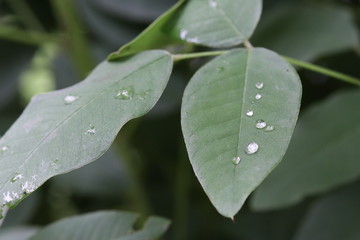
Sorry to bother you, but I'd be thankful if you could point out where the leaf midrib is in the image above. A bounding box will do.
[0,54,167,193]
[215,3,246,41]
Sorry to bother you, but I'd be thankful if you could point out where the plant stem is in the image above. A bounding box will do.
[0,26,56,45]
[5,0,45,31]
[173,50,228,61]
[284,56,360,87]
[243,40,253,49]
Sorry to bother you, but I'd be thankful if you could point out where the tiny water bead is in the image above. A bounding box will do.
[85,124,96,135]
[209,0,218,8]
[216,66,225,73]
[255,120,267,129]
[115,87,134,100]
[188,37,200,44]
[64,95,79,105]
[0,146,9,154]
[232,156,241,165]
[10,173,23,183]
[255,82,264,89]
[255,94,262,100]
[137,90,151,100]
[246,110,254,117]
[180,29,188,40]
[265,125,275,132]
[246,142,259,155]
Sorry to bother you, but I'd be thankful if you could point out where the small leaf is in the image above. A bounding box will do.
[0,50,173,213]
[29,211,170,240]
[166,0,262,47]
[251,3,358,61]
[293,181,360,240]
[251,90,360,210]
[108,0,185,60]
[0,227,38,240]
[181,48,302,218]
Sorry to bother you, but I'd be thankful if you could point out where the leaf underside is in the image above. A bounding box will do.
[0,50,173,214]
[181,47,302,218]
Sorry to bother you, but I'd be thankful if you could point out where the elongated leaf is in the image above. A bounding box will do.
[108,0,185,60]
[181,48,302,218]
[252,3,358,61]
[165,0,262,47]
[0,227,38,240]
[0,50,173,215]
[293,181,360,240]
[251,90,360,210]
[29,211,170,240]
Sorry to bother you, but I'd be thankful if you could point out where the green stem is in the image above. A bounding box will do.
[0,26,56,45]
[51,0,95,78]
[173,50,228,61]
[284,56,360,87]
[5,0,45,31]
[173,50,360,87]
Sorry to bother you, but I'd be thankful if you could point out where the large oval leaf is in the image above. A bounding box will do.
[0,50,173,215]
[181,48,302,218]
[251,90,360,210]
[29,211,170,240]
[166,0,262,47]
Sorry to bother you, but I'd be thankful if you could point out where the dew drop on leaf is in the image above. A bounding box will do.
[115,87,134,100]
[264,125,275,132]
[232,156,241,165]
[255,82,264,89]
[255,94,262,100]
[0,146,9,154]
[246,142,259,155]
[255,120,267,129]
[85,124,96,135]
[246,110,254,117]
[10,173,23,183]
[209,0,218,8]
[64,95,79,105]
[180,29,188,40]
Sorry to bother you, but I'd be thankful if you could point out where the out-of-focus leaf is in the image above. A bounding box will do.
[29,211,170,240]
[293,181,360,240]
[0,226,37,240]
[108,0,185,60]
[181,48,301,218]
[0,50,173,214]
[252,3,358,61]
[252,90,360,210]
[92,0,178,23]
[165,0,262,47]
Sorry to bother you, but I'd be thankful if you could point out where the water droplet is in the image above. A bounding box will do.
[188,37,200,43]
[115,87,134,100]
[246,142,259,155]
[209,0,218,8]
[265,125,275,132]
[255,120,267,129]
[0,146,9,154]
[10,173,23,183]
[246,110,254,117]
[232,156,241,165]
[255,94,262,100]
[217,66,224,73]
[255,82,264,89]
[85,124,96,135]
[21,180,37,194]
[137,90,151,100]
[64,95,79,105]
[3,192,13,203]
[180,29,188,40]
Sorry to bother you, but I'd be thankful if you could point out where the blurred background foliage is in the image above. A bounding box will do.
[0,0,359,239]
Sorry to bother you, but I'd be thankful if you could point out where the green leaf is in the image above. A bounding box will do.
[108,0,185,60]
[0,227,38,240]
[181,48,302,218]
[165,0,262,47]
[0,50,173,214]
[293,181,360,240]
[251,3,358,61]
[251,90,360,210]
[29,211,170,240]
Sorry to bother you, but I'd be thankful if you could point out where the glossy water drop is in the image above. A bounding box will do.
[246,110,254,117]
[3,192,13,203]
[255,82,264,89]
[246,142,259,155]
[216,66,224,73]
[64,95,79,105]
[10,173,23,183]
[188,37,200,43]
[180,29,188,40]
[209,0,218,8]
[232,156,241,165]
[21,180,37,194]
[85,124,96,135]
[265,125,275,132]
[115,87,134,100]
[255,94,262,100]
[255,120,267,129]
[0,146,9,154]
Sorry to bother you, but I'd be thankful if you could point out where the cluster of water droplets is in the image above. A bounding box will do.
[232,81,276,165]
[85,124,96,136]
